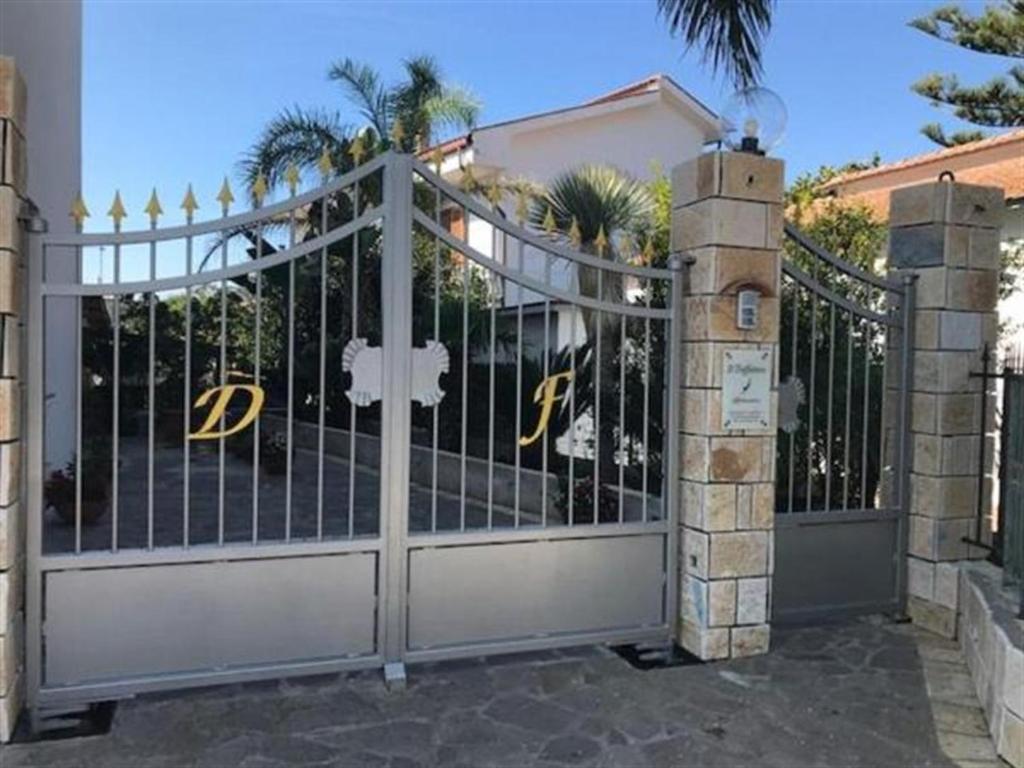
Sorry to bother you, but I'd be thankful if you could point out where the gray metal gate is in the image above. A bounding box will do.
[773,224,914,622]
[25,152,683,717]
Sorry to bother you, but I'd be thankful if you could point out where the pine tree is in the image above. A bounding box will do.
[910,1,1024,147]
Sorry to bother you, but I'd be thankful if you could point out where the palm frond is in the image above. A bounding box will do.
[328,58,391,137]
[402,54,445,98]
[239,108,351,193]
[422,85,481,136]
[657,0,774,88]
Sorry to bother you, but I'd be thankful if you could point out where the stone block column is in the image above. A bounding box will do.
[0,57,25,742]
[888,180,1001,638]
[670,151,783,659]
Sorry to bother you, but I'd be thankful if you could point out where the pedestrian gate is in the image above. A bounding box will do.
[26,153,683,714]
[772,225,914,622]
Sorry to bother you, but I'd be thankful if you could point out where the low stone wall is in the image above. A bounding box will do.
[958,561,1023,768]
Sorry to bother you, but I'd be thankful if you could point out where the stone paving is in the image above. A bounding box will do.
[3,618,967,767]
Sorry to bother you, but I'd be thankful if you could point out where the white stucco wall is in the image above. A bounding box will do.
[999,202,1024,348]
[476,96,706,184]
[0,0,82,232]
[0,0,82,466]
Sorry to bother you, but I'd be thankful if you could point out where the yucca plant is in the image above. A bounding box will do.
[530,165,652,327]
[530,166,653,487]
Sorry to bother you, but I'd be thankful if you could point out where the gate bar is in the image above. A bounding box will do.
[25,227,45,728]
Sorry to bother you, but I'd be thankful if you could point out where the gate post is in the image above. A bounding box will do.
[888,180,1002,638]
[670,151,783,659]
[379,152,414,679]
[0,57,26,741]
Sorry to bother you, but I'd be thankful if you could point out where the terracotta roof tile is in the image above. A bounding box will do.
[822,129,1024,189]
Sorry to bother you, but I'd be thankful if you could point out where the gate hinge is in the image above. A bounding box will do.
[18,197,49,234]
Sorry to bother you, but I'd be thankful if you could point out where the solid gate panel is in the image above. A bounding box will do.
[44,553,377,686]
[773,514,898,622]
[406,535,665,650]
[774,223,912,623]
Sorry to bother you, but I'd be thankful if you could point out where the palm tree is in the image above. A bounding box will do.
[241,55,479,194]
[657,0,775,88]
[530,166,653,491]
[530,165,653,311]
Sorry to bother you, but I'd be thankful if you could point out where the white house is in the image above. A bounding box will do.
[424,74,719,359]
[430,73,719,184]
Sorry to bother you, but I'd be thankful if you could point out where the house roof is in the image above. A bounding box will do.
[816,129,1024,220]
[821,129,1024,196]
[421,73,719,159]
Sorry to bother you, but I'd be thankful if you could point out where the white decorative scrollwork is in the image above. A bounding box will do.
[411,340,450,406]
[777,375,806,434]
[342,338,449,407]
[342,338,382,407]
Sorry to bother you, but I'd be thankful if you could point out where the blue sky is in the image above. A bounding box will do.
[83,0,1007,231]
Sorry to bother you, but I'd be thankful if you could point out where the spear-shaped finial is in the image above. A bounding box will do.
[70,192,90,228]
[181,184,199,220]
[461,165,477,192]
[515,189,529,225]
[251,172,268,208]
[642,236,655,264]
[568,217,581,247]
[594,224,608,256]
[107,190,127,229]
[543,206,556,235]
[430,146,444,173]
[389,117,405,147]
[317,145,334,178]
[349,134,366,166]
[144,188,163,225]
[284,164,300,196]
[216,177,234,214]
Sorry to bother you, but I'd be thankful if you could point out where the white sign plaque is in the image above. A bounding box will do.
[722,349,772,430]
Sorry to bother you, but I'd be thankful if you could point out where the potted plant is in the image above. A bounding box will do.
[260,431,289,475]
[44,454,111,526]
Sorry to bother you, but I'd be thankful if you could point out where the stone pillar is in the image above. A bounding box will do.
[889,180,1001,638]
[0,56,25,742]
[670,151,783,659]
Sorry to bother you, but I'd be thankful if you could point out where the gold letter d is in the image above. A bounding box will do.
[189,384,265,441]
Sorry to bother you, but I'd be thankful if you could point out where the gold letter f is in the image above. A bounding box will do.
[519,371,574,447]
[189,384,265,441]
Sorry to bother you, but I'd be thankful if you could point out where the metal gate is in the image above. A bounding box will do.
[25,152,682,715]
[772,224,914,622]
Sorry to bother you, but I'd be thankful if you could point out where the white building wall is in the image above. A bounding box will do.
[0,0,82,466]
[479,98,705,184]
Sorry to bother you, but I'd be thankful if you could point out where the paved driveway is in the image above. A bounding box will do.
[3,619,954,768]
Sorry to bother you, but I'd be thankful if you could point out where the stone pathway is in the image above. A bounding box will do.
[910,626,1007,768]
[3,619,972,767]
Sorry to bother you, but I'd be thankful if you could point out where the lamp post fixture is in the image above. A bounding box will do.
[721,87,788,155]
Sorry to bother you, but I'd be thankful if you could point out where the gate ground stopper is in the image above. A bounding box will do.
[383,662,407,691]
